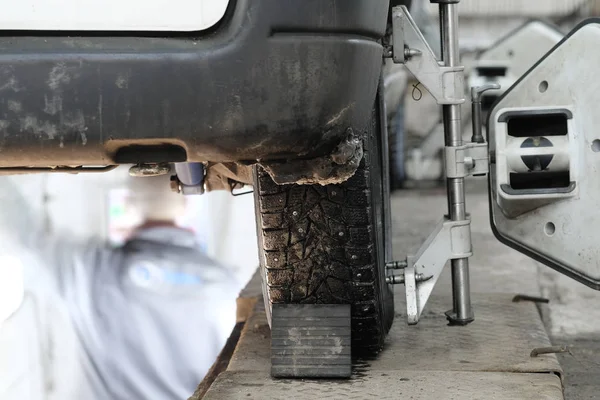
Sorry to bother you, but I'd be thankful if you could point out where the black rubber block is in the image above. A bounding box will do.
[270,304,352,379]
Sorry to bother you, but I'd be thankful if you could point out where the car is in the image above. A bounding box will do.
[0,0,400,354]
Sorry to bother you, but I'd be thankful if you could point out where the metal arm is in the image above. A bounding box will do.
[386,1,493,326]
[471,84,501,143]
[391,6,465,105]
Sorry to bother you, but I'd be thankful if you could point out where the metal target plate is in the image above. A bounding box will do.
[488,19,600,290]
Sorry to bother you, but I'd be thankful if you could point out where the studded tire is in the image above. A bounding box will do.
[253,92,394,355]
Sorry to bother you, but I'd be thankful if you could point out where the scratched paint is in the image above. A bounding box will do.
[20,115,58,139]
[47,63,71,90]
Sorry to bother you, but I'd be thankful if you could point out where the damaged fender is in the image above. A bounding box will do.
[258,129,364,186]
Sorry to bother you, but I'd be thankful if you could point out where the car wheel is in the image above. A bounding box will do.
[253,90,394,355]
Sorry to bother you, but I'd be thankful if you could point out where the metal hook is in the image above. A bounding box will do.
[471,83,501,143]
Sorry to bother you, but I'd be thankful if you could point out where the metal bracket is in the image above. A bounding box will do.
[385,0,476,327]
[404,217,472,325]
[391,6,465,105]
[444,142,489,178]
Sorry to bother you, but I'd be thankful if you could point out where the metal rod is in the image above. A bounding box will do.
[471,98,483,144]
[530,345,570,357]
[439,1,474,324]
[386,260,408,270]
[512,294,550,304]
[471,84,501,143]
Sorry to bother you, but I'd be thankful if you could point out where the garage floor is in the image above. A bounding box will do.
[202,291,563,400]
[198,178,600,399]
[392,180,600,400]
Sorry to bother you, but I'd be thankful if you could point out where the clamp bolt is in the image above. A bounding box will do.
[387,275,405,285]
[405,47,422,59]
[386,260,408,270]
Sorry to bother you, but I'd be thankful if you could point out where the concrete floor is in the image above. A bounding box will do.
[392,180,600,400]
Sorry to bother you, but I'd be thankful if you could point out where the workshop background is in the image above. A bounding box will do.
[2,1,600,399]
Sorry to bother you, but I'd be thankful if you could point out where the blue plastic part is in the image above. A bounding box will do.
[175,162,204,186]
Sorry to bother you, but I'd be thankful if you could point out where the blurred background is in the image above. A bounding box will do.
[5,168,258,276]
[0,168,259,400]
[2,1,600,399]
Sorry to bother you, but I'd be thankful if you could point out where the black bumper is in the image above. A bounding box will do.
[0,0,389,167]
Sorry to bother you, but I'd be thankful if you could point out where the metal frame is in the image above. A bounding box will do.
[444,143,488,179]
[388,2,503,325]
[389,7,600,327]
[404,217,472,324]
[392,6,465,105]
[389,1,477,325]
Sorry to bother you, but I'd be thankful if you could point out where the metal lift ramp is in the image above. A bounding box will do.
[199,280,563,400]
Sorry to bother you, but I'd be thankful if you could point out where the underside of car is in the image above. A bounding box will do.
[0,1,388,182]
[4,0,600,381]
[0,0,398,355]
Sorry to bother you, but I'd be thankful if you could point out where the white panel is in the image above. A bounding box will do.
[0,0,229,32]
[0,298,44,400]
[0,256,24,324]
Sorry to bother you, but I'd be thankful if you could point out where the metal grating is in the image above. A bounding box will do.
[204,292,563,399]
[205,370,563,400]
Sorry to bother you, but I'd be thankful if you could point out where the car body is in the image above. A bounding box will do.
[0,0,397,360]
[0,0,389,185]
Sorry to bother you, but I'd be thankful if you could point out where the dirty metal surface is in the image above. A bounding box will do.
[203,291,563,399]
[204,370,563,400]
[235,269,262,323]
[225,301,271,375]
[381,292,563,376]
